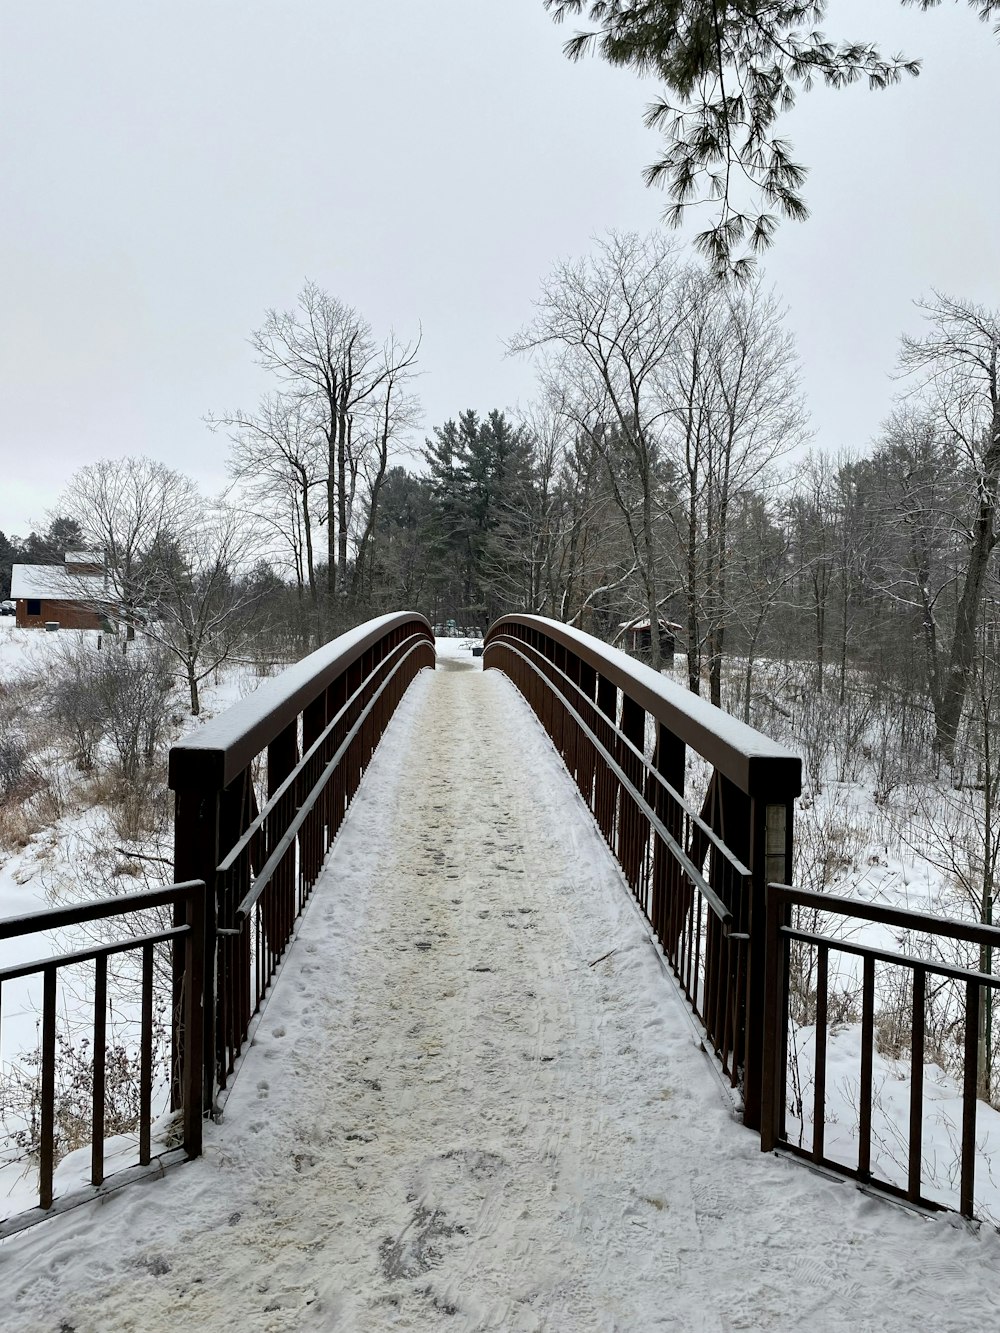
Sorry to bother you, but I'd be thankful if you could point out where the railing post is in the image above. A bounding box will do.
[578,659,597,703]
[760,881,791,1152]
[183,880,206,1157]
[595,675,617,839]
[172,787,220,1117]
[303,693,327,752]
[268,720,299,956]
[744,793,794,1131]
[217,770,253,1073]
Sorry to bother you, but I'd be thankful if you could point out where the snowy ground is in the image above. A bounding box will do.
[4,647,1000,1330]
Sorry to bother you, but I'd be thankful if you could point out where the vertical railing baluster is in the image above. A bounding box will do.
[908,966,926,1201]
[140,943,153,1166]
[812,945,829,1163]
[40,965,57,1210]
[91,954,107,1187]
[961,979,980,1218]
[858,955,875,1180]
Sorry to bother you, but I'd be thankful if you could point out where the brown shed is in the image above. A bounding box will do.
[616,617,681,659]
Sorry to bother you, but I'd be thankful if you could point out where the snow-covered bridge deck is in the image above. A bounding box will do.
[6,655,1000,1330]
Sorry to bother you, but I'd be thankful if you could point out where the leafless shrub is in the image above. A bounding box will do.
[0,1007,169,1169]
[832,689,873,785]
[44,641,105,772]
[874,966,913,1060]
[793,800,863,897]
[0,721,30,800]
[0,718,60,851]
[41,826,175,992]
[794,691,833,794]
[44,638,176,783]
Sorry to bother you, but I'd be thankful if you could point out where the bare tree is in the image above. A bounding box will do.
[58,456,200,636]
[350,336,423,603]
[897,294,1000,758]
[140,504,266,715]
[658,271,807,700]
[217,394,325,602]
[511,231,688,668]
[249,281,419,601]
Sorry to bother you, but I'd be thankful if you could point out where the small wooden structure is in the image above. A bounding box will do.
[615,617,681,658]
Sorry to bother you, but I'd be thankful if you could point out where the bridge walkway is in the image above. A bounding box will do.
[6,656,997,1331]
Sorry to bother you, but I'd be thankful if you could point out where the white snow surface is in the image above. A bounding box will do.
[4,656,1000,1331]
[8,564,105,603]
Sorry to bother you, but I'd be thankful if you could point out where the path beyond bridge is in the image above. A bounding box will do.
[6,648,1000,1330]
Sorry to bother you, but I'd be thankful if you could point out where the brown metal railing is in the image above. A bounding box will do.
[0,881,205,1237]
[484,615,801,1128]
[169,612,434,1111]
[762,883,1000,1220]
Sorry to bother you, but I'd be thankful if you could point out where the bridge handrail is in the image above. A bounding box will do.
[0,880,206,1236]
[169,612,431,790]
[762,881,1000,1222]
[486,614,801,798]
[484,614,801,1130]
[169,612,435,1115]
[216,631,428,877]
[234,636,431,921]
[491,637,741,925]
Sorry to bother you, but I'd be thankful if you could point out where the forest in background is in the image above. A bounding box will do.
[3,235,998,767]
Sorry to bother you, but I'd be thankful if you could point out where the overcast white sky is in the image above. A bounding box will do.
[1,0,997,538]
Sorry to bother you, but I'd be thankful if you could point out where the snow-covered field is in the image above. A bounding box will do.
[3,653,1000,1331]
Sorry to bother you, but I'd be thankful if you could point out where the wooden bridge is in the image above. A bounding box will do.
[3,614,1000,1328]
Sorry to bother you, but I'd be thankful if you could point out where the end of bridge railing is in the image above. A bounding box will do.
[484,614,801,1131]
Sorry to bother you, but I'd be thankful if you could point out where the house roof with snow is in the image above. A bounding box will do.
[617,618,683,632]
[9,563,107,602]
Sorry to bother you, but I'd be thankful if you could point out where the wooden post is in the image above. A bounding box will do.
[172,787,220,1116]
[744,794,794,1131]
[183,880,206,1157]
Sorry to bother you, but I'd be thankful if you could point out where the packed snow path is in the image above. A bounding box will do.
[6,655,1000,1331]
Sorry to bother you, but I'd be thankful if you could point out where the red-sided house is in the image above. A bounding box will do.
[10,554,108,629]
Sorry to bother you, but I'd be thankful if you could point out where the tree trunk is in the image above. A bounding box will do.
[936,510,998,758]
[686,468,700,694]
[337,410,350,588]
[301,475,317,601]
[642,468,661,672]
[326,432,337,601]
[351,410,391,602]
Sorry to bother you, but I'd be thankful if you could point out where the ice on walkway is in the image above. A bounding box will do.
[5,658,1000,1331]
